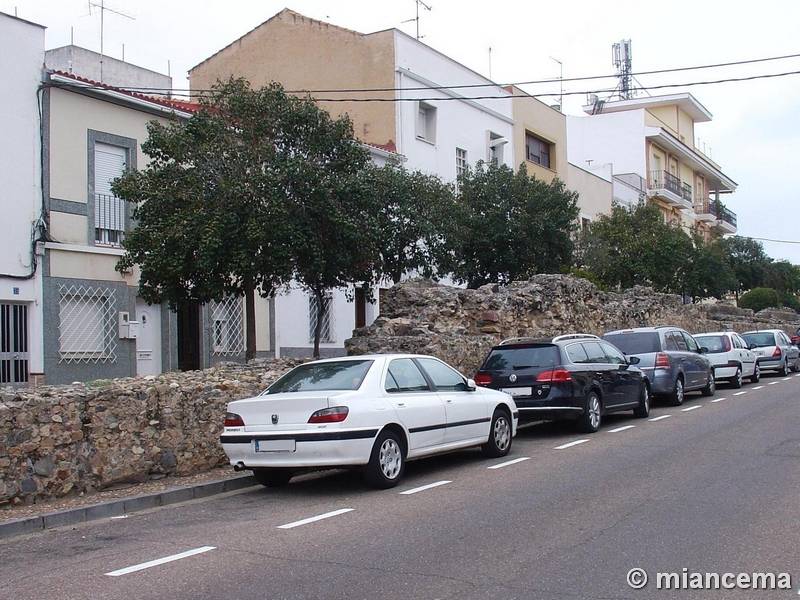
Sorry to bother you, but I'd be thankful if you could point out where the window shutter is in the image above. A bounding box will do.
[94,143,126,230]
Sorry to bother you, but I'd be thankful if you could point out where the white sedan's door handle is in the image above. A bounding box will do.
[397,403,405,407]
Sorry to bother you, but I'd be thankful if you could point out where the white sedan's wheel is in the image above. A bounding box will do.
[364,430,404,489]
[482,409,512,457]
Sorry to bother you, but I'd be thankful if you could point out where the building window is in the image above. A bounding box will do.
[309,294,334,343]
[210,297,244,356]
[94,142,127,247]
[456,147,468,179]
[58,285,117,363]
[525,132,552,169]
[416,101,437,143]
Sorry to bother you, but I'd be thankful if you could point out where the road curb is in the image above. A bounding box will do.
[0,474,256,540]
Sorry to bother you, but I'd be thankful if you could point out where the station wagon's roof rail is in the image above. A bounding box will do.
[551,333,600,342]
[654,325,680,329]
[498,337,542,345]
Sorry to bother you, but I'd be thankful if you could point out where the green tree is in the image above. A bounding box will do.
[576,200,692,293]
[681,233,737,301]
[448,161,579,288]
[739,287,780,312]
[114,79,296,361]
[722,236,771,301]
[366,161,456,284]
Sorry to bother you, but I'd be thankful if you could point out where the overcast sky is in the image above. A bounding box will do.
[5,0,799,263]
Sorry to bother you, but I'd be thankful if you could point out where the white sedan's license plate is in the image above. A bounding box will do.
[254,439,296,453]
[500,387,532,397]
[755,351,765,357]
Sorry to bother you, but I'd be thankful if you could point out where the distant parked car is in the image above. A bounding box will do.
[601,326,715,406]
[220,354,518,489]
[741,329,800,376]
[693,331,759,388]
[791,328,800,349]
[473,334,650,433]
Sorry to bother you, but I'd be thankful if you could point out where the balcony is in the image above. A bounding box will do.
[648,170,693,210]
[696,198,737,234]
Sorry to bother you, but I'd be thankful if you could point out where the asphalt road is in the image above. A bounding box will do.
[3,372,800,600]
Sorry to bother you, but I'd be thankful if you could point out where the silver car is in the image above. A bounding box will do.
[602,326,715,406]
[741,329,800,376]
[693,331,759,388]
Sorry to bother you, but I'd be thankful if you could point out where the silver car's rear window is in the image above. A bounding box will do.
[482,346,559,370]
[742,333,776,348]
[602,332,660,354]
[265,360,373,394]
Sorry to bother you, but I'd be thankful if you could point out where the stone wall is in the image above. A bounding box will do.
[4,275,799,507]
[1,359,304,507]
[346,276,800,376]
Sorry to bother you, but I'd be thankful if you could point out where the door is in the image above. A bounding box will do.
[177,301,201,372]
[600,341,641,406]
[0,303,28,385]
[680,331,706,388]
[416,357,488,444]
[135,299,161,376]
[384,358,446,451]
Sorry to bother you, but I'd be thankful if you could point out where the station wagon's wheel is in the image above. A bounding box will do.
[482,408,512,458]
[730,367,742,389]
[750,363,760,383]
[633,382,650,418]
[667,377,684,406]
[701,371,716,397]
[577,391,601,433]
[364,430,405,489]
[252,468,293,488]
[779,360,788,377]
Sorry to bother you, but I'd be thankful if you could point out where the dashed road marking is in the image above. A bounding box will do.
[488,457,530,470]
[752,386,764,390]
[400,481,451,495]
[278,508,354,529]
[106,546,216,577]
[711,397,726,403]
[681,406,701,412]
[555,439,589,450]
[648,415,671,422]
[734,391,747,396]
[609,425,636,433]
[769,382,779,385]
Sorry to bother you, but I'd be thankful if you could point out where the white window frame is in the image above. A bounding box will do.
[416,101,437,144]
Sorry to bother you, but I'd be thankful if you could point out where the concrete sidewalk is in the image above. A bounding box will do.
[0,473,256,540]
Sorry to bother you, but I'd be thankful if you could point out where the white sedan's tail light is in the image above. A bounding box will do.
[308,406,349,423]
[224,412,245,427]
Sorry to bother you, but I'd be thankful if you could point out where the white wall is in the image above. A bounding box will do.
[394,32,515,180]
[0,13,45,376]
[566,110,647,179]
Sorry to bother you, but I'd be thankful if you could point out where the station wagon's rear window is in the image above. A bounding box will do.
[603,332,660,355]
[265,360,373,394]
[482,345,559,370]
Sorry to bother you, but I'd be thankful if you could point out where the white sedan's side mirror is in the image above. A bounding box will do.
[466,378,477,391]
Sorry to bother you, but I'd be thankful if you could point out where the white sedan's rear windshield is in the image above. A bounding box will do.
[266,360,373,394]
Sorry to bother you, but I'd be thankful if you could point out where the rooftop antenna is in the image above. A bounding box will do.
[402,0,432,41]
[88,0,134,82]
[612,39,634,100]
[550,56,563,112]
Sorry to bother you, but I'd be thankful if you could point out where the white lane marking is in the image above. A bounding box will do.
[488,457,531,470]
[608,425,635,433]
[783,377,792,381]
[278,508,354,529]
[734,391,747,396]
[110,515,128,520]
[106,546,216,577]
[711,397,726,403]
[555,439,589,450]
[399,480,451,495]
[648,415,671,422]
[681,406,701,412]
[752,385,764,390]
[769,382,779,385]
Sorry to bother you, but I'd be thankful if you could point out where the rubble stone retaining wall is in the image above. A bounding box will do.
[4,275,799,507]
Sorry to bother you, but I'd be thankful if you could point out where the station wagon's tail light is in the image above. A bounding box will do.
[536,369,572,383]
[308,406,349,423]
[655,352,670,369]
[474,373,492,387]
[773,346,782,357]
[224,412,245,427]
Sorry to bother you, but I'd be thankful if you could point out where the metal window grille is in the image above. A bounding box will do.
[210,297,245,355]
[58,285,117,363]
[95,193,126,246]
[309,294,334,343]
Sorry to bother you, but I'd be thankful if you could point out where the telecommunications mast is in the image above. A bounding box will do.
[612,39,634,100]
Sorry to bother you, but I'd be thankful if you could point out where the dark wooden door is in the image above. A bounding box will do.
[177,301,200,372]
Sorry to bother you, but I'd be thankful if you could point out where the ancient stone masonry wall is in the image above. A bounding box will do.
[346,276,800,377]
[0,359,304,507]
[3,275,798,507]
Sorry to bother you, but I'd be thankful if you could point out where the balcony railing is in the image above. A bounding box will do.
[680,181,693,203]
[95,193,126,247]
[650,170,682,196]
[698,198,737,229]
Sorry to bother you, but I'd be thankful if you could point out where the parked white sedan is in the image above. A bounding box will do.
[693,331,759,388]
[220,354,518,489]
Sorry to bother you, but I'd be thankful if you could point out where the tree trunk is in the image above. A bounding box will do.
[312,286,325,358]
[244,275,257,361]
